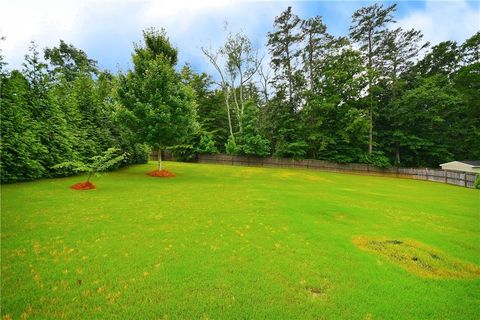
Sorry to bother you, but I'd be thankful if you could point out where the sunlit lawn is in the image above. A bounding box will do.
[1,161,479,319]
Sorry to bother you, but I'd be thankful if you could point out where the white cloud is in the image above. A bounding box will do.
[0,0,283,72]
[0,0,87,68]
[396,0,480,46]
[134,0,284,77]
[3,0,477,74]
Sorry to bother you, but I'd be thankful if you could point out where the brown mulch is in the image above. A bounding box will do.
[70,181,96,190]
[147,170,176,178]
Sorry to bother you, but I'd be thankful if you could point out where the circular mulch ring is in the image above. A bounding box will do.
[70,181,96,190]
[147,170,176,178]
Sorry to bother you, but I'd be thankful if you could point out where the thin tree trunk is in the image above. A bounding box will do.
[231,83,242,132]
[308,32,314,92]
[392,65,399,163]
[86,171,93,183]
[239,68,244,118]
[158,148,162,171]
[368,30,373,154]
[395,143,400,166]
[369,101,373,154]
[224,87,234,139]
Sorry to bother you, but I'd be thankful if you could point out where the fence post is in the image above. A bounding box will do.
[445,170,447,183]
[464,172,467,187]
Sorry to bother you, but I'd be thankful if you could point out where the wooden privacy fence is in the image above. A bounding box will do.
[196,154,478,189]
[150,150,174,161]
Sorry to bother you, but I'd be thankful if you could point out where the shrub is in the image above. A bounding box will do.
[171,131,218,162]
[474,175,480,189]
[130,143,151,164]
[274,140,308,160]
[52,147,126,183]
[360,151,391,168]
[225,136,237,155]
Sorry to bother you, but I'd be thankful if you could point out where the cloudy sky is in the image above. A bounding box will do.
[1,0,479,75]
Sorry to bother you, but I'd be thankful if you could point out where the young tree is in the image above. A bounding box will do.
[53,147,126,188]
[231,100,270,157]
[118,28,196,172]
[349,3,397,154]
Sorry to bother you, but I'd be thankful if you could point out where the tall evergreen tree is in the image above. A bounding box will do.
[300,16,332,93]
[267,6,303,106]
[349,3,397,154]
[267,7,306,157]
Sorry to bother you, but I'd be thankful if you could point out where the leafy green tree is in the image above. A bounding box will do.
[395,76,459,167]
[231,100,270,157]
[44,40,98,81]
[412,41,460,78]
[53,147,126,184]
[301,44,369,162]
[379,27,429,165]
[118,28,196,171]
[460,31,480,64]
[180,65,229,151]
[452,62,480,160]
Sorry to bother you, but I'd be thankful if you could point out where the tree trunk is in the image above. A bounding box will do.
[395,143,401,166]
[368,104,373,154]
[86,171,93,183]
[232,84,242,132]
[368,30,373,154]
[308,32,314,92]
[224,87,234,139]
[159,149,163,171]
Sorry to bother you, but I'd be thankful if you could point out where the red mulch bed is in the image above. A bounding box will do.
[70,181,96,190]
[147,170,176,178]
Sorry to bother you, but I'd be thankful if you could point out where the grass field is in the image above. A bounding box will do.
[1,161,479,319]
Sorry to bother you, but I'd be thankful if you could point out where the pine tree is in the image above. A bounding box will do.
[349,3,397,154]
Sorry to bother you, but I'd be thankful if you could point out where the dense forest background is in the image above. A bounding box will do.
[1,4,479,183]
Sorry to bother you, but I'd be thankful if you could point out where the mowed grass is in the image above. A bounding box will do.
[1,161,479,319]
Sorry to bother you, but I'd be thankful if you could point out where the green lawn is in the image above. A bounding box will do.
[1,161,479,319]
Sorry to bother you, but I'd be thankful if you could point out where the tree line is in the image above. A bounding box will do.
[1,3,479,183]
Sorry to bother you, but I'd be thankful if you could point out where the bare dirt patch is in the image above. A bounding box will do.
[353,236,480,279]
[147,170,176,178]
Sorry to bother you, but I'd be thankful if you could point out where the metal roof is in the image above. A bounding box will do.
[440,160,480,167]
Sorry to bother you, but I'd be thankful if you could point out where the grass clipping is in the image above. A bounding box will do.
[353,236,480,279]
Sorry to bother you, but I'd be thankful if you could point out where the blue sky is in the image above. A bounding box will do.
[1,0,479,76]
